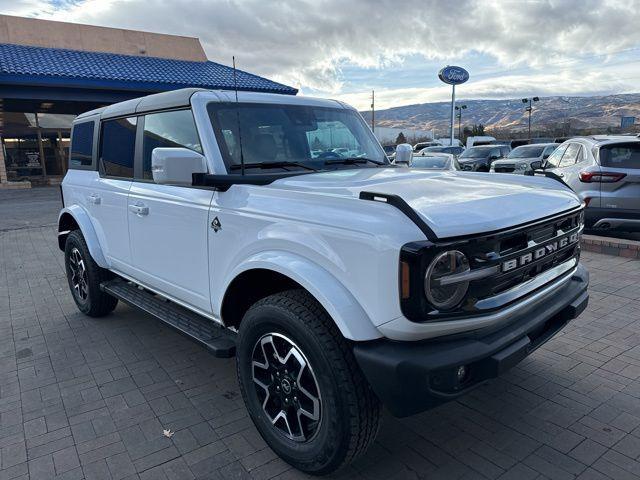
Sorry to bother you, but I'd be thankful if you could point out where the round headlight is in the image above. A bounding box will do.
[515,162,528,170]
[424,250,470,310]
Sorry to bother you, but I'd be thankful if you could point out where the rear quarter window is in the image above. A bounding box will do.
[599,143,640,169]
[69,121,95,169]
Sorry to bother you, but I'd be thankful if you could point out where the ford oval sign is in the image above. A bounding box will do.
[438,66,469,85]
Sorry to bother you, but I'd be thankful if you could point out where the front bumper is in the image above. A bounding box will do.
[353,263,589,417]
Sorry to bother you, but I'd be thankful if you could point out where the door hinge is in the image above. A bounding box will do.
[211,217,222,232]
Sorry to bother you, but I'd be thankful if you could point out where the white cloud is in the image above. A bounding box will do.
[11,0,640,109]
[0,0,52,16]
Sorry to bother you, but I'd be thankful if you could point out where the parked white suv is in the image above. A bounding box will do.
[58,88,589,475]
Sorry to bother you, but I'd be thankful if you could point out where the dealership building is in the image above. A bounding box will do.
[0,14,297,188]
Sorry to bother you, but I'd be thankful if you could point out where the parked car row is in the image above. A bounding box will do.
[399,135,638,234]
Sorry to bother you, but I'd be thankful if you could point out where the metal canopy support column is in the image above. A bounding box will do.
[57,129,67,176]
[0,138,7,184]
[0,100,5,184]
[34,112,47,179]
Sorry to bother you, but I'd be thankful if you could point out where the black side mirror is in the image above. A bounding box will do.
[530,160,542,170]
[489,155,499,160]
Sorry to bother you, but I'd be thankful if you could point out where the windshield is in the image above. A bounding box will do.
[411,157,449,169]
[207,102,388,172]
[459,147,490,159]
[508,146,545,158]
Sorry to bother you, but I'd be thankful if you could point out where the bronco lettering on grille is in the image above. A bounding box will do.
[501,232,579,273]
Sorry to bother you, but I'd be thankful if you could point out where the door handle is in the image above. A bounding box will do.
[87,194,101,205]
[128,203,149,216]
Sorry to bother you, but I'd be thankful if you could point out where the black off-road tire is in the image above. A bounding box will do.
[236,289,381,475]
[64,230,118,317]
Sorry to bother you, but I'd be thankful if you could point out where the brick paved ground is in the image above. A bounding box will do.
[2,222,640,478]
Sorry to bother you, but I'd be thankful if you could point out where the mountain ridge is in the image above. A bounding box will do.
[362,93,640,136]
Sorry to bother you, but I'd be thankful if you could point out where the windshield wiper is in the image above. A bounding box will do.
[324,157,386,166]
[230,161,318,172]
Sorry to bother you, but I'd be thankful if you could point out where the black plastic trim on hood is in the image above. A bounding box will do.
[192,172,311,191]
[359,191,438,241]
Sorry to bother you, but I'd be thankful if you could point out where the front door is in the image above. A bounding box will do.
[126,109,213,313]
[542,143,568,186]
[555,143,585,190]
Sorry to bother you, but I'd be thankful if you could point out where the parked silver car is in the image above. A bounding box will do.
[410,152,459,170]
[536,136,640,232]
[491,143,558,174]
[417,145,465,157]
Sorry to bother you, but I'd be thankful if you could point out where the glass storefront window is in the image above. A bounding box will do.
[2,112,73,180]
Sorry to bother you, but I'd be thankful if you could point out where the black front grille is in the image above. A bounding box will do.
[495,165,515,173]
[400,207,584,322]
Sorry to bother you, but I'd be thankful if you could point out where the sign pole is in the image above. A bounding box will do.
[450,84,456,146]
[438,65,468,146]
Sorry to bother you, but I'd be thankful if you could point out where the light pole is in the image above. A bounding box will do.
[455,104,467,141]
[559,96,571,136]
[522,97,539,140]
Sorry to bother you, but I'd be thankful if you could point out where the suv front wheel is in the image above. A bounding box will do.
[236,289,381,475]
[64,230,118,317]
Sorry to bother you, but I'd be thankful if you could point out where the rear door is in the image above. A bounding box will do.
[597,142,640,211]
[90,116,136,273]
[127,109,214,313]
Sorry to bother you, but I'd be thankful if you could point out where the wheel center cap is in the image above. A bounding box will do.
[280,378,292,395]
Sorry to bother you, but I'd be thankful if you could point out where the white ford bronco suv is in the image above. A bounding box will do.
[59,88,589,475]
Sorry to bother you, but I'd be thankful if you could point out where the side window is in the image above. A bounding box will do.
[142,110,202,180]
[69,121,95,168]
[559,143,580,167]
[545,144,568,168]
[501,147,510,157]
[99,117,137,178]
[543,145,556,158]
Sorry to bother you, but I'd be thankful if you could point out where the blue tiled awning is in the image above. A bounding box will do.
[0,43,297,95]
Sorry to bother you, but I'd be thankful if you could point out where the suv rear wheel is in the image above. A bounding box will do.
[236,289,381,475]
[64,230,118,317]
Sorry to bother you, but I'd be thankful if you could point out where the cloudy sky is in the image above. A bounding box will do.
[3,0,640,110]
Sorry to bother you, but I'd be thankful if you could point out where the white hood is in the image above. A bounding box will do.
[270,168,581,239]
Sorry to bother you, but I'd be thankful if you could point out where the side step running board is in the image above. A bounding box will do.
[101,278,236,358]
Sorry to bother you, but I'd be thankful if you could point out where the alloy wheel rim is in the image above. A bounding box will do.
[251,332,322,442]
[69,247,88,301]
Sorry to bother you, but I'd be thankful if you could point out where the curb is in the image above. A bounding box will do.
[581,234,640,259]
[0,181,31,189]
